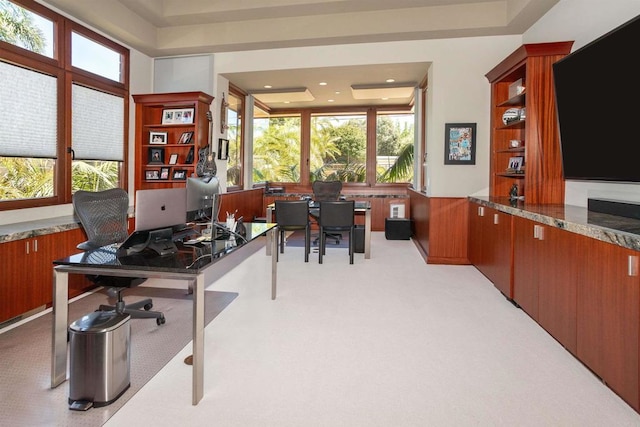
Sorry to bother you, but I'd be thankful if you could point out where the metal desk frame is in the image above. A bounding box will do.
[51,225,278,406]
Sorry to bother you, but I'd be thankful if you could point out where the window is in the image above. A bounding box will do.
[252,106,414,187]
[376,112,414,183]
[226,88,243,189]
[252,112,301,183]
[0,0,129,209]
[310,113,367,182]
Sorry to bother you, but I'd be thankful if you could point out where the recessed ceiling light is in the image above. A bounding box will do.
[264,85,272,89]
[386,79,395,83]
[319,82,327,86]
[328,99,335,102]
[335,91,341,95]
[381,97,389,100]
[284,101,290,104]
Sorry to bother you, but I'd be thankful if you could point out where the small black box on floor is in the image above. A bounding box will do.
[385,218,411,240]
[354,225,365,253]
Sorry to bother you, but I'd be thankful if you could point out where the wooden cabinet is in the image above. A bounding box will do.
[577,239,639,411]
[468,201,512,298]
[0,228,94,324]
[485,42,572,204]
[133,92,214,191]
[513,216,578,354]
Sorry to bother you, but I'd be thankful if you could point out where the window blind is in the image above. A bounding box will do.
[0,61,57,158]
[72,84,124,161]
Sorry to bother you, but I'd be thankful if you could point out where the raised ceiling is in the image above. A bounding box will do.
[41,0,559,108]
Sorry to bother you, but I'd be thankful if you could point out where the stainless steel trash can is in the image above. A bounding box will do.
[68,311,131,411]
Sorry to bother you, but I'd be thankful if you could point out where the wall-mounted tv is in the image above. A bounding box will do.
[553,14,640,182]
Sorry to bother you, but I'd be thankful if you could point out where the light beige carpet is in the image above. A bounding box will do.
[0,286,237,427]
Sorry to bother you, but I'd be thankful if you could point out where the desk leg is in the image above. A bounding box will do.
[364,209,371,259]
[51,268,68,388]
[271,226,278,300]
[192,275,205,405]
[265,206,274,256]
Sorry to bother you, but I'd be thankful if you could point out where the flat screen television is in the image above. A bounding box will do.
[553,14,640,182]
[186,176,220,222]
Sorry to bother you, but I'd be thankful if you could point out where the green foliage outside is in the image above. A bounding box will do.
[0,0,45,53]
[254,114,414,183]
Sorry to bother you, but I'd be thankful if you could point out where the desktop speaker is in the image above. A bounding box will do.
[385,218,411,240]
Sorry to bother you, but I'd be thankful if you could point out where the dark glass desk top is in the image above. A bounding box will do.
[53,222,276,275]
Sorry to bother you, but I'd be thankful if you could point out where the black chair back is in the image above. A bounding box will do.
[275,200,309,229]
[73,188,130,250]
[312,180,342,201]
[319,200,354,229]
[274,200,311,262]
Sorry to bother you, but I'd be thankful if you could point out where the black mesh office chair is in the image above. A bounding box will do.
[310,180,343,245]
[275,200,311,262]
[73,188,166,325]
[318,200,355,264]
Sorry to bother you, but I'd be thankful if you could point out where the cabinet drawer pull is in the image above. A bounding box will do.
[493,213,499,225]
[533,224,539,239]
[628,255,638,277]
[33,239,38,253]
[478,206,485,217]
[25,240,30,255]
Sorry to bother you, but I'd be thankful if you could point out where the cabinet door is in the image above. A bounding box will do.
[468,203,513,298]
[536,225,577,354]
[468,202,484,267]
[577,240,639,411]
[484,208,512,298]
[513,216,539,319]
[0,239,30,322]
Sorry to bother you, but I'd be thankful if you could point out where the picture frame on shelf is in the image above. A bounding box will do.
[444,123,476,165]
[218,138,229,160]
[161,108,195,124]
[149,131,168,144]
[172,169,187,180]
[168,153,178,165]
[148,147,164,164]
[185,146,194,164]
[145,169,159,180]
[507,156,524,173]
[178,131,194,144]
[159,167,170,180]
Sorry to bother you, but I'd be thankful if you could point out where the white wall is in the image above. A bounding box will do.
[213,35,520,197]
[523,0,640,207]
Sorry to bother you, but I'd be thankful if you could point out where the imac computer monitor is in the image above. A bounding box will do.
[120,188,187,256]
[134,187,187,232]
[186,176,220,223]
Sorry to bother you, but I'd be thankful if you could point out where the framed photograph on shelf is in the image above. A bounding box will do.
[159,167,170,180]
[507,156,524,172]
[168,153,178,165]
[149,131,168,144]
[145,169,159,180]
[444,123,476,165]
[172,169,187,180]
[218,138,229,160]
[148,147,164,164]
[161,108,195,124]
[178,131,194,144]
[185,146,194,164]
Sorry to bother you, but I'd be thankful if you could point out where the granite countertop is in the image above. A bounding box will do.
[264,192,408,198]
[0,215,82,244]
[469,196,640,251]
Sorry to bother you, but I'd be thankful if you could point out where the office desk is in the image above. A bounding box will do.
[51,223,278,406]
[266,201,371,259]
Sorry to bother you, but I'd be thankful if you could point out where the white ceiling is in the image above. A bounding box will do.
[41,0,560,109]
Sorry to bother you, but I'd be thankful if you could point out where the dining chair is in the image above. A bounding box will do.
[274,199,311,262]
[310,180,343,245]
[318,200,355,264]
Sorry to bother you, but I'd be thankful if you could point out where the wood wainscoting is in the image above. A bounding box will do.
[409,189,470,265]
